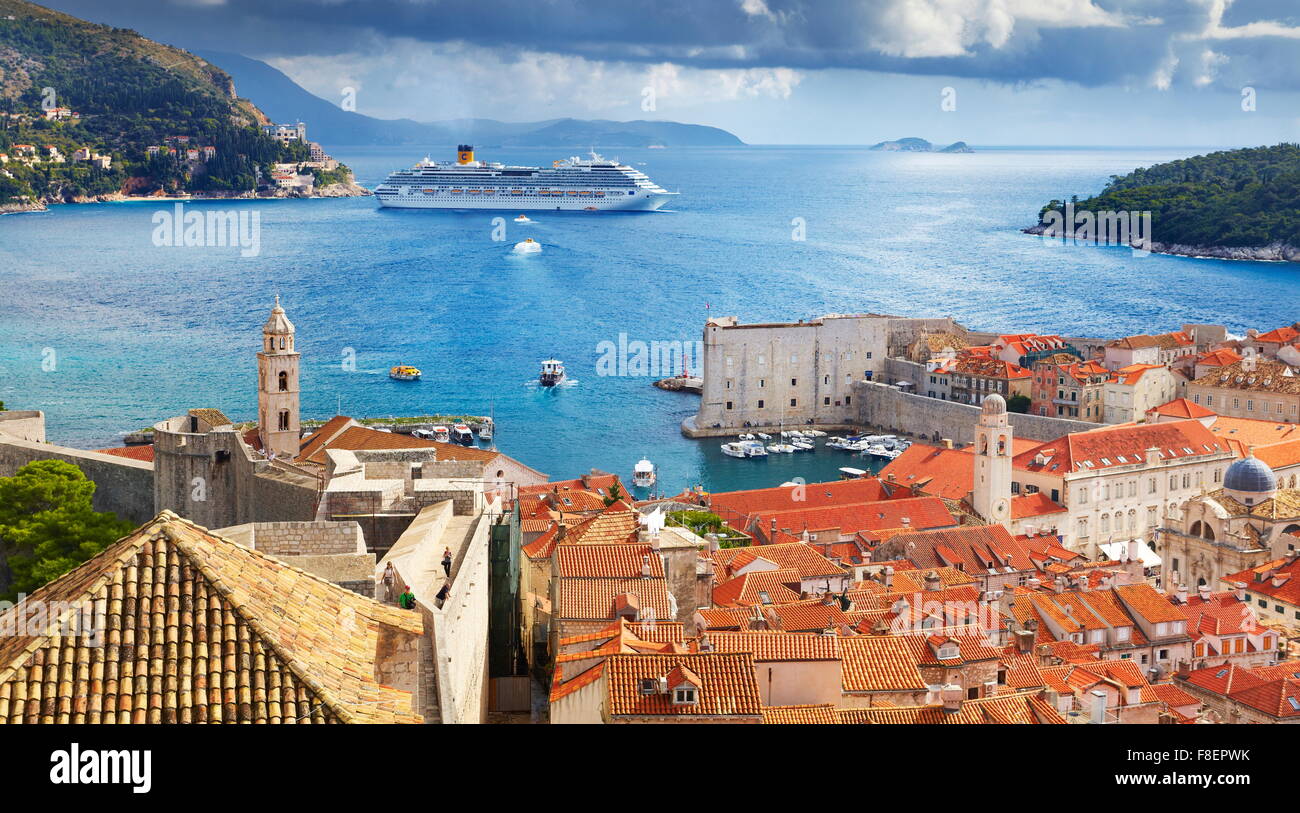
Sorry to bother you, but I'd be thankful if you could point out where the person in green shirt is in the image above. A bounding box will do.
[398,586,416,609]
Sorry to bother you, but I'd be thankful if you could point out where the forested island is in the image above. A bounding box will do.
[0,0,363,212]
[1026,143,1300,262]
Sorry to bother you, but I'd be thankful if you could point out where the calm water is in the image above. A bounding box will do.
[1,146,1296,496]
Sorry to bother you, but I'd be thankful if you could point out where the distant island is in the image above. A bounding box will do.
[197,50,746,148]
[0,0,366,213]
[1025,143,1300,262]
[870,137,973,153]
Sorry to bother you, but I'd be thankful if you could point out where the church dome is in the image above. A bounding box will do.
[980,393,1007,415]
[1223,455,1276,495]
[263,296,295,335]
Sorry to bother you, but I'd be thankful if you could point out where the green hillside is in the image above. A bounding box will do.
[1035,144,1300,250]
[0,0,310,203]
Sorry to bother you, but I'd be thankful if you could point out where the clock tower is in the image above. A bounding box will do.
[973,393,1013,528]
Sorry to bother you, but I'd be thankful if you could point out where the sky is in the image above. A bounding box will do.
[36,0,1300,146]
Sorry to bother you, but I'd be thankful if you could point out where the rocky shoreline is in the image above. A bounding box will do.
[1022,223,1300,263]
[2,175,370,213]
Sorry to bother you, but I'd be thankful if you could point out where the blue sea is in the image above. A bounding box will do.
[1,145,1296,497]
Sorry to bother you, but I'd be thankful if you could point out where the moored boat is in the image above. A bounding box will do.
[632,458,656,488]
[389,365,421,381]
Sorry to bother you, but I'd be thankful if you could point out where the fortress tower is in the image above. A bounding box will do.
[257,296,301,460]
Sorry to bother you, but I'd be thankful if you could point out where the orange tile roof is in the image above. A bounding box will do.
[840,636,929,693]
[1015,419,1229,475]
[761,704,841,724]
[751,496,956,538]
[603,653,761,718]
[1197,348,1243,368]
[874,524,1037,576]
[554,578,674,621]
[1115,583,1190,623]
[1148,398,1216,420]
[1223,557,1300,607]
[562,504,641,546]
[880,444,974,501]
[708,477,906,518]
[296,415,354,461]
[712,569,803,608]
[698,630,840,661]
[518,472,625,498]
[1010,491,1067,519]
[712,542,845,581]
[839,691,1066,724]
[556,544,663,579]
[1110,363,1164,385]
[92,445,155,462]
[1255,326,1300,345]
[1180,660,1300,719]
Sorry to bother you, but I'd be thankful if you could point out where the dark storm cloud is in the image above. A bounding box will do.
[35,0,1300,89]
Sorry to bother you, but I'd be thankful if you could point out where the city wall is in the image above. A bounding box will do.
[0,435,155,524]
[853,380,1097,445]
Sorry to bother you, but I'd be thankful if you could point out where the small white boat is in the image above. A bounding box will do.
[430,425,450,443]
[792,441,814,452]
[477,418,494,441]
[512,237,542,254]
[632,458,656,488]
[744,442,769,457]
[756,433,772,441]
[721,442,748,458]
[739,433,755,441]
[540,358,566,387]
[451,424,475,445]
[805,430,827,437]
[826,436,849,449]
[767,443,796,454]
[514,214,533,223]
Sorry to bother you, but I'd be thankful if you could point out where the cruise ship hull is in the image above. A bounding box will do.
[375,191,675,211]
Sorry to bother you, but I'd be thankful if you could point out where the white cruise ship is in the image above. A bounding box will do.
[374,145,678,211]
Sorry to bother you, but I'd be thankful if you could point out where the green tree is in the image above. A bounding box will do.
[603,481,623,506]
[0,460,134,600]
[1006,394,1031,414]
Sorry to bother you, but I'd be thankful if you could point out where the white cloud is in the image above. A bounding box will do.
[1199,0,1300,40]
[862,0,1135,59]
[269,39,803,121]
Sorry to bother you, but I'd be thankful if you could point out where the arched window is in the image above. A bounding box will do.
[267,336,273,351]
[278,410,290,431]
[279,337,286,350]
[278,371,288,392]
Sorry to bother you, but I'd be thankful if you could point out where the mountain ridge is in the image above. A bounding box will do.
[195,49,745,148]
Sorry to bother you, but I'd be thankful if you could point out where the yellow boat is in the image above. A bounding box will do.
[389,365,421,381]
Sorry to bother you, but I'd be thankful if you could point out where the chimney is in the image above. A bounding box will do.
[1089,689,1107,725]
[704,532,720,552]
[924,570,942,591]
[1053,575,1067,593]
[941,683,963,713]
[1231,581,1246,602]
[641,554,652,578]
[1175,584,1188,604]
[901,517,911,529]
[882,565,894,589]
[941,438,954,449]
[1027,577,1041,590]
[555,523,568,542]
[1015,629,1035,653]
[1197,583,1212,602]
[885,471,896,484]
[1127,538,1141,564]
[770,518,777,540]
[580,473,591,488]
[699,633,713,652]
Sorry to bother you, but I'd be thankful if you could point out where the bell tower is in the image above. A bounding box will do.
[973,393,1013,528]
[257,295,300,459]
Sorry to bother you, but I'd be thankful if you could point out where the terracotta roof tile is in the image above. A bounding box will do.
[603,653,761,718]
[0,511,423,724]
